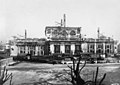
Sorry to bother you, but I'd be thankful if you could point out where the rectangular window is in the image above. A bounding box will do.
[75,45,81,53]
[90,50,94,53]
[90,45,94,49]
[65,45,71,53]
[105,45,110,48]
[41,51,44,55]
[96,49,103,54]
[97,44,103,49]
[54,45,60,53]
[20,46,25,54]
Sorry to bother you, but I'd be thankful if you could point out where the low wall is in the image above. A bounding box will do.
[0,57,13,66]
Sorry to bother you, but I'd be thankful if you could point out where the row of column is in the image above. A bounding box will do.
[50,43,114,54]
[17,46,44,56]
[94,43,105,53]
[92,43,110,54]
[50,44,75,54]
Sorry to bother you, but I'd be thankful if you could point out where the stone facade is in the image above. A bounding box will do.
[16,38,46,56]
[45,26,116,57]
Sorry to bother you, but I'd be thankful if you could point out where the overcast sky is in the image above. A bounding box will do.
[0,0,120,42]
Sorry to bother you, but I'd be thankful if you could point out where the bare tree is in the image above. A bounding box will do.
[0,63,13,85]
[66,57,106,85]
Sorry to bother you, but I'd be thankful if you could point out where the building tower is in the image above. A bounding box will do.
[25,29,27,39]
[97,27,100,39]
[63,14,66,27]
[61,19,63,27]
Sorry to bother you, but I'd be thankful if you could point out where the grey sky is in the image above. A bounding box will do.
[0,0,120,42]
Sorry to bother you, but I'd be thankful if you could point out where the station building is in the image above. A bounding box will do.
[45,26,117,57]
[11,38,46,57]
[11,26,117,58]
[45,26,82,55]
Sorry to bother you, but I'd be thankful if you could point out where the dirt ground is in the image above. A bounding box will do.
[3,62,120,85]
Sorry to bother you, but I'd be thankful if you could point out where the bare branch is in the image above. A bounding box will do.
[79,60,86,73]
[67,65,73,71]
[72,58,75,71]
[95,67,99,85]
[99,73,106,85]
[76,57,81,71]
[9,74,13,85]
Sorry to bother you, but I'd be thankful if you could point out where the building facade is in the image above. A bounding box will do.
[11,38,46,56]
[11,26,117,58]
[45,26,116,57]
[117,43,120,53]
[45,26,82,56]
[85,38,115,57]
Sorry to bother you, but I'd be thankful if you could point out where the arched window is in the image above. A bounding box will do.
[77,28,80,34]
[47,29,51,34]
[106,49,110,53]
[52,30,58,35]
[62,30,68,36]
[70,30,76,36]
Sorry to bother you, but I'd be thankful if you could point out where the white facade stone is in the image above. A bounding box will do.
[25,46,28,54]
[35,46,38,55]
[60,44,65,53]
[50,44,54,53]
[71,44,75,54]
[81,43,88,53]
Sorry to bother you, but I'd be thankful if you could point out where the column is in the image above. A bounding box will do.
[35,46,38,56]
[38,46,40,55]
[71,44,75,54]
[50,44,54,54]
[28,47,30,54]
[94,40,97,63]
[111,44,114,53]
[38,46,41,55]
[60,44,65,53]
[103,43,105,54]
[42,48,44,55]
[114,44,117,53]
[94,43,96,54]
[25,46,28,54]
[81,43,88,53]
[17,46,20,54]
[110,44,112,53]
[89,44,91,53]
